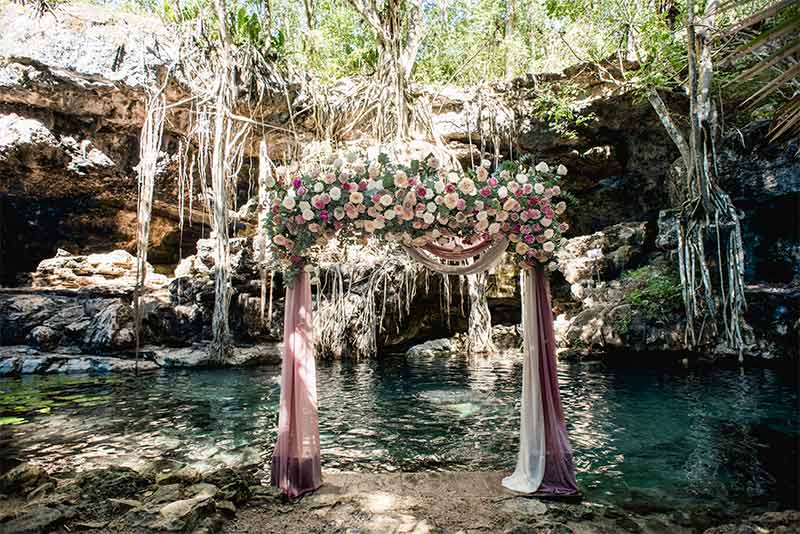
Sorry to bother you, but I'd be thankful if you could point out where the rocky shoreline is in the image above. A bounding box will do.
[0,463,797,533]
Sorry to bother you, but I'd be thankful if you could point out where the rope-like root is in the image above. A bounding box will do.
[313,241,423,359]
[133,89,166,374]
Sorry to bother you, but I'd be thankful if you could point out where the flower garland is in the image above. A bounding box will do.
[264,154,570,286]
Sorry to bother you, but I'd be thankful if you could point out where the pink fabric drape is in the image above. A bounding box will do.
[534,269,579,495]
[422,237,494,260]
[271,271,322,499]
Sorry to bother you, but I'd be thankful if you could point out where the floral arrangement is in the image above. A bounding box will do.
[264,153,570,285]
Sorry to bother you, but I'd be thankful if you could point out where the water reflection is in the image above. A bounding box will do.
[0,354,797,511]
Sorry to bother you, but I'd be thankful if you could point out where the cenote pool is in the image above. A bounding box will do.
[0,353,797,512]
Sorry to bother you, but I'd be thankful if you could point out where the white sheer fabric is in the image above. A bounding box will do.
[502,268,546,493]
[402,237,509,275]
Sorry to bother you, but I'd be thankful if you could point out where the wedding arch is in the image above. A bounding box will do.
[265,154,579,499]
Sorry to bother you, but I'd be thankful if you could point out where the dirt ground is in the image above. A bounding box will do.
[223,471,693,534]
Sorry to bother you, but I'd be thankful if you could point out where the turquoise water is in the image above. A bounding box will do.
[0,353,797,512]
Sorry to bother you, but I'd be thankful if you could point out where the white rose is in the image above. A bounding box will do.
[548,261,559,271]
[534,183,545,195]
[330,187,342,201]
[516,174,529,184]
[541,218,552,227]
[535,161,550,173]
[543,241,555,252]
[557,164,568,176]
[498,186,508,199]
[427,202,437,213]
[302,210,315,221]
[488,222,501,234]
[544,229,554,239]
[368,161,381,178]
[476,219,489,232]
[282,196,296,210]
[314,182,324,193]
[458,177,476,196]
[381,194,393,206]
[299,201,311,212]
[384,209,396,220]
[423,213,435,225]
[434,181,445,194]
[476,211,488,221]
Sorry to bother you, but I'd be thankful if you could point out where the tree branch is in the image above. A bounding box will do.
[648,89,691,168]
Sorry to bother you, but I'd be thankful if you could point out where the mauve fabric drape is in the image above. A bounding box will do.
[534,269,579,495]
[270,270,322,499]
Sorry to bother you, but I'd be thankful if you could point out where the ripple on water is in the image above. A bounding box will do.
[0,354,797,511]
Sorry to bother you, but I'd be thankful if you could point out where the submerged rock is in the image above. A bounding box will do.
[406,338,452,357]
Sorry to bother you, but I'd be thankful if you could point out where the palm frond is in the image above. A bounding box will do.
[723,0,800,141]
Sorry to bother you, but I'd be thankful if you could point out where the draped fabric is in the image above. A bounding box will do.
[270,244,578,499]
[501,268,546,493]
[402,237,509,275]
[534,269,579,495]
[421,238,496,260]
[270,271,322,499]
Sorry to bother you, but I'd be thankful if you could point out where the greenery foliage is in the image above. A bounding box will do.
[621,265,684,317]
[73,0,794,133]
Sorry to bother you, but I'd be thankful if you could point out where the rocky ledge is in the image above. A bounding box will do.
[0,463,796,533]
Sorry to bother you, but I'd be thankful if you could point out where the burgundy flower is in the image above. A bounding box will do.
[292,178,302,189]
[271,206,280,214]
[479,186,492,198]
[445,183,456,193]
[359,180,368,191]
[416,186,427,197]
[320,210,329,221]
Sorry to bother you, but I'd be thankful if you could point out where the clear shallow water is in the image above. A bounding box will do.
[0,353,797,511]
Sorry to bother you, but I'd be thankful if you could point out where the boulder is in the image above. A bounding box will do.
[0,505,63,534]
[0,463,52,496]
[156,466,202,486]
[151,483,219,531]
[32,249,168,289]
[25,326,62,351]
[73,466,150,500]
[557,221,649,287]
[81,301,135,353]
